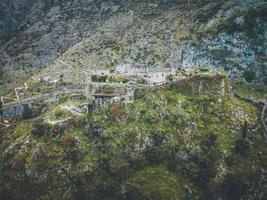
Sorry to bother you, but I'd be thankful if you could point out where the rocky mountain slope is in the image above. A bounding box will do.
[0,1,267,200]
[0,0,266,94]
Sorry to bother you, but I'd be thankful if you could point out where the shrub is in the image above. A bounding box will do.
[31,118,51,136]
[108,105,124,122]
[166,74,174,81]
[199,68,210,73]
[243,69,256,82]
[12,156,26,170]
[182,162,200,180]
[134,89,147,99]
[53,108,69,119]
[59,134,76,147]
[164,60,171,68]
[108,157,131,179]
[91,75,98,82]
[219,174,249,200]
[84,122,103,138]
[98,75,108,82]
[92,75,108,82]
[235,139,250,153]
[182,133,221,188]
[116,76,128,83]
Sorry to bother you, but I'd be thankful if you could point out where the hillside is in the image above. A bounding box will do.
[0,75,266,199]
[0,1,267,200]
[0,0,266,94]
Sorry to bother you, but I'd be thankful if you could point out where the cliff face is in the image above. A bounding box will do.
[0,0,266,93]
[0,0,35,41]
[0,0,59,43]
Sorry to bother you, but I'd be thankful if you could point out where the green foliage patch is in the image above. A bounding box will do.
[0,80,265,199]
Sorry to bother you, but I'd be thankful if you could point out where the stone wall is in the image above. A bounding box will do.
[169,74,229,96]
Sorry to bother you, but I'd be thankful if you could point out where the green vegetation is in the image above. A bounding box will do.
[126,166,182,200]
[0,1,266,198]
[28,80,55,94]
[95,86,116,94]
[48,107,70,120]
[0,77,265,199]
[233,82,267,100]
[92,74,129,84]
[59,134,76,147]
[92,74,108,82]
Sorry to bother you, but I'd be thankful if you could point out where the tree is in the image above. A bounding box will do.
[242,121,248,139]
[243,69,256,82]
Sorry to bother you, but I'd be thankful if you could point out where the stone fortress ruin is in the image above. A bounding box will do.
[0,62,228,127]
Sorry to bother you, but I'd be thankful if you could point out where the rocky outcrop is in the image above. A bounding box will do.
[173,1,267,83]
[0,0,61,43]
[0,0,36,42]
[173,32,267,83]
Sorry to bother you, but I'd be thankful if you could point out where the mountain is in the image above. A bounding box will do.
[0,0,266,94]
[0,1,267,200]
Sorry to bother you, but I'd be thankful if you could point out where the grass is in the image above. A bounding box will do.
[126,166,182,200]
[233,82,267,100]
